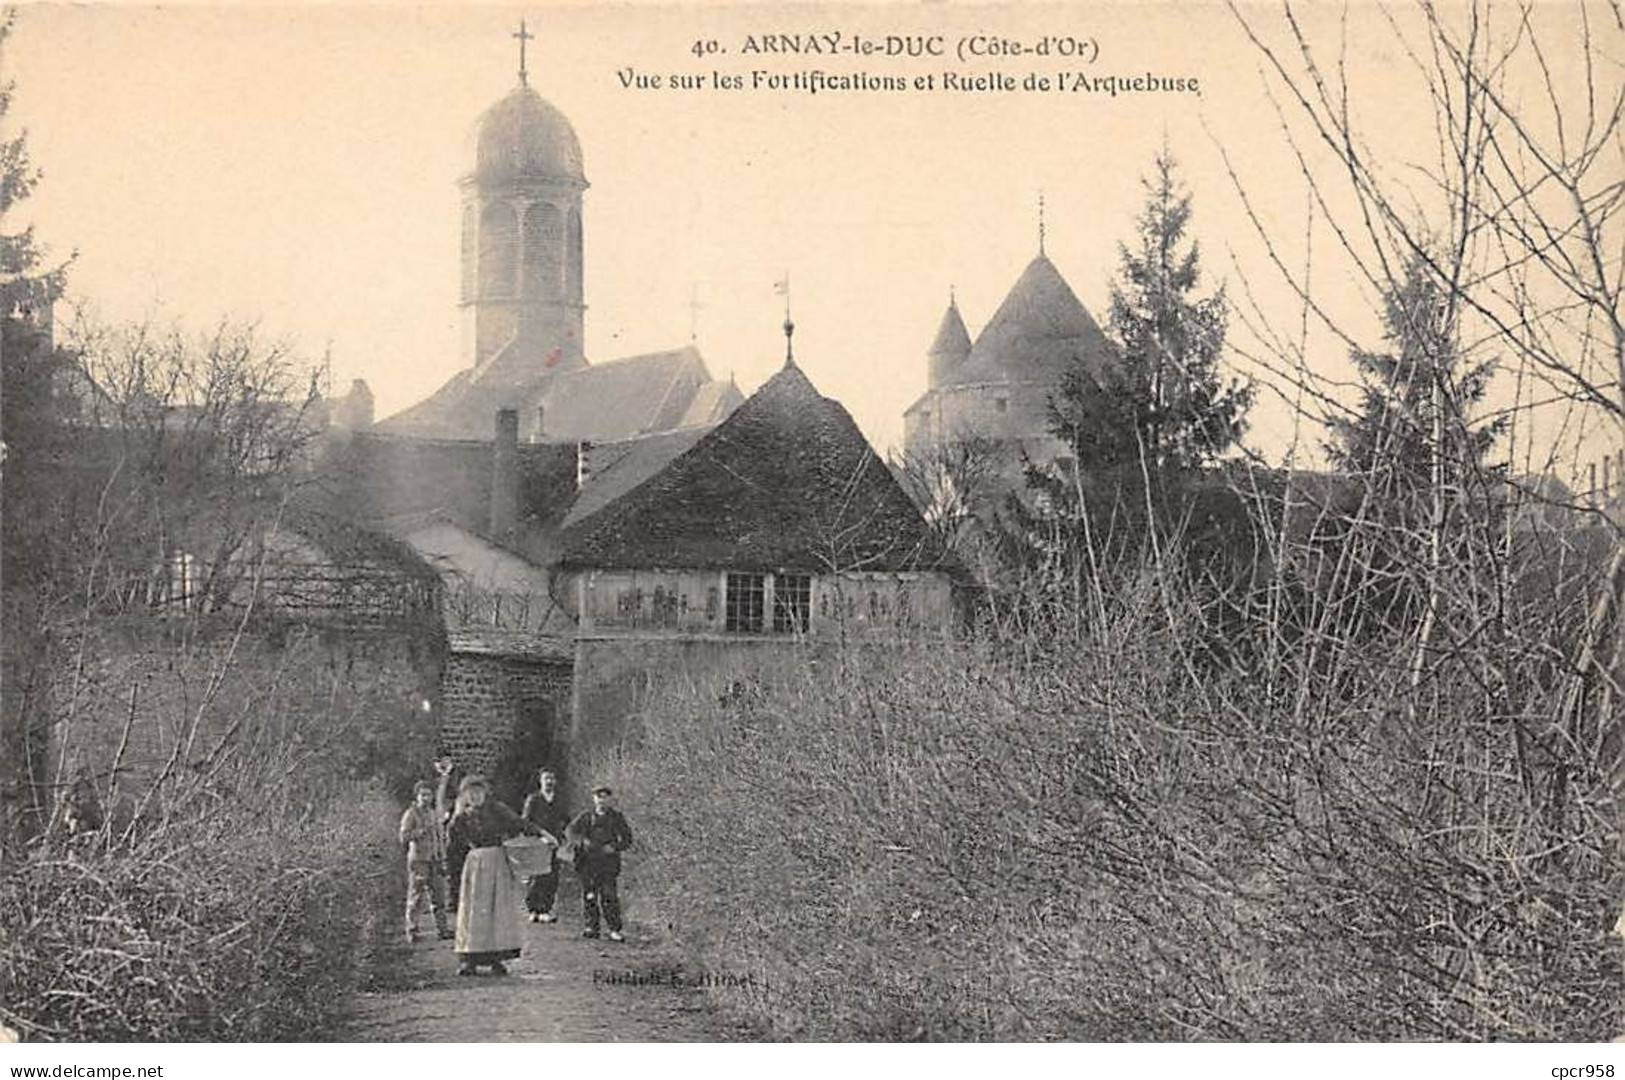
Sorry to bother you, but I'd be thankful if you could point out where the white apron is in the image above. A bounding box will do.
[455,847,522,959]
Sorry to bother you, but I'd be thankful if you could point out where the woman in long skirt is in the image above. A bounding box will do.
[445,774,539,976]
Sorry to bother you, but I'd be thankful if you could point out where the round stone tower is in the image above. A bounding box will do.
[461,72,588,382]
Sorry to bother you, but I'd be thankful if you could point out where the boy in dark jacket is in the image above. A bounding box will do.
[520,768,569,923]
[565,786,634,942]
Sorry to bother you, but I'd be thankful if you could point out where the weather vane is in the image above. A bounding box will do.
[775,274,794,364]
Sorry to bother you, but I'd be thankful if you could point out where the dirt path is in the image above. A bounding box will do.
[347,892,748,1042]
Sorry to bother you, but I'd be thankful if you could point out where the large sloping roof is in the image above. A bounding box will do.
[314,432,579,542]
[319,424,710,564]
[558,361,947,573]
[952,254,1111,387]
[376,345,735,443]
[560,427,710,530]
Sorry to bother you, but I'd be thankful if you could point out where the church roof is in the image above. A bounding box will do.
[558,361,947,573]
[471,83,586,186]
[375,345,736,443]
[676,376,746,429]
[374,369,513,440]
[539,346,708,440]
[952,254,1111,387]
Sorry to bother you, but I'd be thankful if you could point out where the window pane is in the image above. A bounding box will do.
[773,573,811,633]
[725,572,765,633]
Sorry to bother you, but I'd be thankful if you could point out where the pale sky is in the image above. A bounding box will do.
[7,2,1617,480]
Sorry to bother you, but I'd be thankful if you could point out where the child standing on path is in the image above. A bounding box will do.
[398,779,453,943]
[566,786,634,942]
[521,768,569,923]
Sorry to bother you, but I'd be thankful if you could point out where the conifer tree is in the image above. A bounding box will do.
[1319,252,1507,637]
[0,4,70,854]
[2,4,75,590]
[999,152,1256,588]
[1326,254,1504,501]
[0,9,67,319]
[1047,149,1251,497]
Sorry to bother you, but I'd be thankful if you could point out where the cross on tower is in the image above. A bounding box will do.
[513,19,534,86]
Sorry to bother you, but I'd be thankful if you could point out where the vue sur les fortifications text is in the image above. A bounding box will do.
[615,30,1202,97]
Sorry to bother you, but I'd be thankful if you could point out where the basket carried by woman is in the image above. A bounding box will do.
[502,834,557,877]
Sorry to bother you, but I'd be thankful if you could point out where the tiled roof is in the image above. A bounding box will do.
[558,361,950,573]
[560,427,710,530]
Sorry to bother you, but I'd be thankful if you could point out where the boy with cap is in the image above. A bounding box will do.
[565,785,634,942]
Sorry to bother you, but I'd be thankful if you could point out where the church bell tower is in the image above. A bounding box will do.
[461,20,588,383]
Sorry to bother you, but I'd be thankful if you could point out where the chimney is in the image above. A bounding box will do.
[492,408,519,537]
[532,402,546,444]
[329,378,374,431]
[576,439,593,490]
[349,379,375,428]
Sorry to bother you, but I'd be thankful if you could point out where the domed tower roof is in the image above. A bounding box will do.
[471,83,586,186]
[927,296,972,388]
[953,253,1109,387]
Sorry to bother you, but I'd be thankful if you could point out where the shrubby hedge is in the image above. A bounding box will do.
[1,788,398,1041]
[607,559,1621,1040]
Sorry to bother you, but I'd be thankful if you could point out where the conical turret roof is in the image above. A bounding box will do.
[928,301,972,359]
[927,297,973,389]
[951,254,1110,386]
